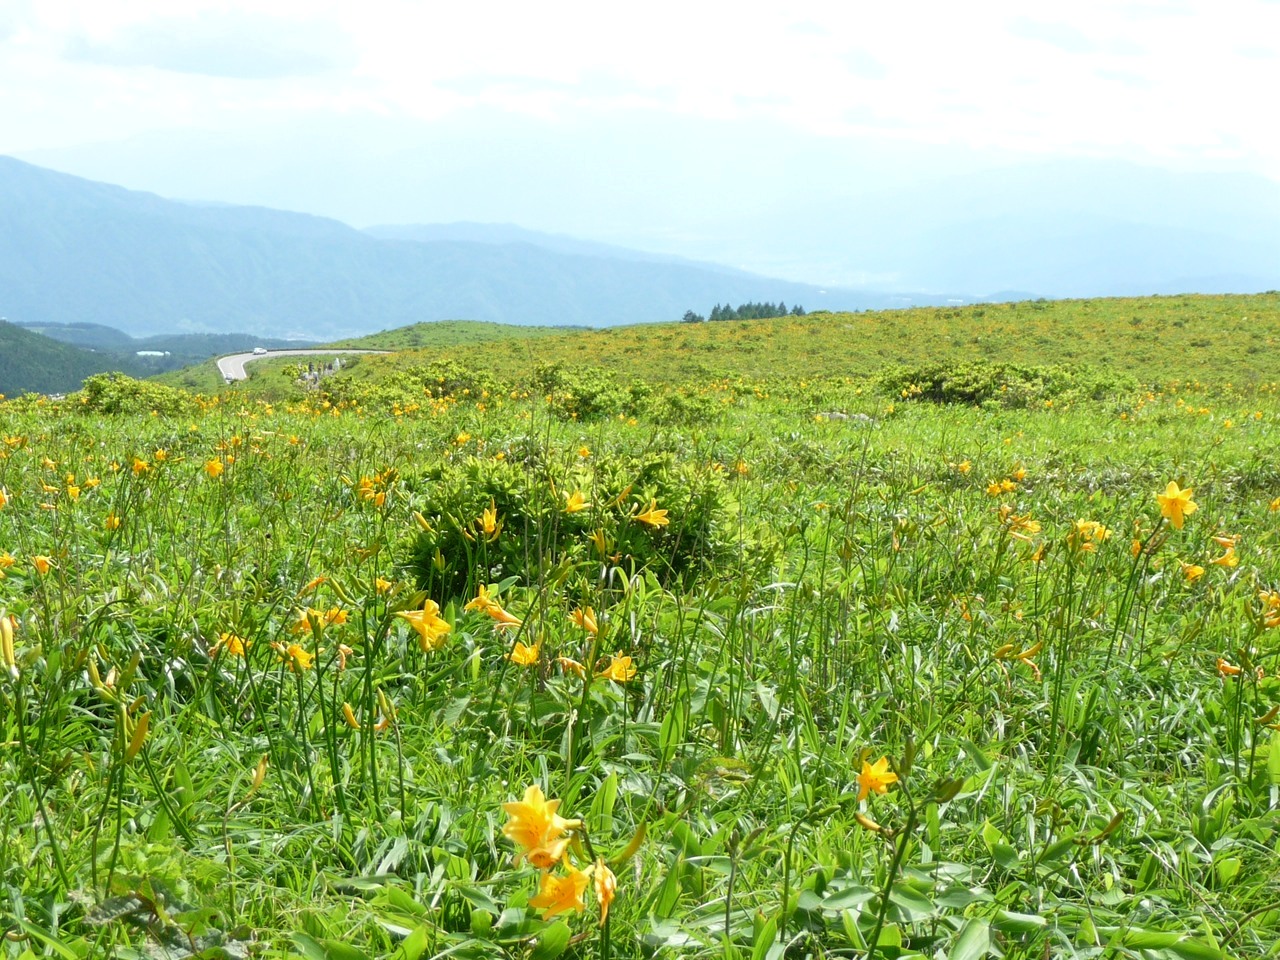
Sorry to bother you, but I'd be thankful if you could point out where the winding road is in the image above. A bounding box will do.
[216,349,391,382]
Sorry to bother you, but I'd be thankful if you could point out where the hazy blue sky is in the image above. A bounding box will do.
[3,1,1278,290]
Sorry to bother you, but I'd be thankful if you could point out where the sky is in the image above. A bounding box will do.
[2,0,1278,289]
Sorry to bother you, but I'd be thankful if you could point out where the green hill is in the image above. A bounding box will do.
[0,320,124,395]
[305,293,1280,391]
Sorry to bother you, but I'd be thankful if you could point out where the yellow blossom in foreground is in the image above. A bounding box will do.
[1217,658,1242,677]
[465,583,499,615]
[1156,481,1197,530]
[557,656,586,678]
[529,865,592,919]
[278,643,314,672]
[478,501,501,540]
[594,858,617,926]
[132,458,149,475]
[955,460,971,475]
[1,612,17,678]
[570,606,599,636]
[564,490,591,513]
[467,584,522,628]
[299,575,328,594]
[1179,562,1205,583]
[289,607,324,635]
[486,604,523,629]
[1210,546,1238,568]
[31,555,54,576]
[1259,590,1280,629]
[105,512,122,531]
[997,504,1041,541]
[502,785,582,869]
[342,702,361,730]
[397,599,452,652]
[598,653,636,683]
[204,459,224,479]
[857,756,899,801]
[589,528,609,558]
[211,632,249,657]
[1067,520,1111,552]
[508,640,540,666]
[634,499,669,528]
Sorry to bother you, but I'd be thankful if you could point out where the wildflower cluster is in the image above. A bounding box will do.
[502,786,617,925]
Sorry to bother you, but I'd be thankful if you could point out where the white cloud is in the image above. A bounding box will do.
[0,0,1277,177]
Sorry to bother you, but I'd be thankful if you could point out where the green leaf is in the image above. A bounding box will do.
[749,915,777,960]
[991,843,1021,870]
[379,884,429,919]
[528,921,572,960]
[949,918,994,960]
[389,926,431,960]
[12,922,83,960]
[1124,931,1223,960]
[991,911,1047,934]
[980,819,1005,852]
[291,934,371,960]
[659,699,687,758]
[290,934,329,960]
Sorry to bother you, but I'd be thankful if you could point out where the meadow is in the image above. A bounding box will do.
[3,294,1280,959]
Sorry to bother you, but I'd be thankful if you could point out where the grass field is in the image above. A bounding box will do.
[2,295,1280,959]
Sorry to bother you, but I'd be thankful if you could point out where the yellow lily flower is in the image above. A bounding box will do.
[857,756,899,801]
[1156,481,1197,530]
[633,499,669,528]
[397,599,452,652]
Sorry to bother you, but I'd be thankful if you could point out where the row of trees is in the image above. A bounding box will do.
[682,301,806,323]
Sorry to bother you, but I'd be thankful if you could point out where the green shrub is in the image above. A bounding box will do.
[644,386,722,425]
[403,449,730,603]
[75,372,199,416]
[878,361,1138,407]
[532,362,637,421]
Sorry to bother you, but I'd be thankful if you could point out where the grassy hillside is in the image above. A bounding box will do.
[0,320,124,394]
[14,320,136,351]
[0,319,319,395]
[3,313,1280,956]
[327,319,571,350]
[288,293,1280,394]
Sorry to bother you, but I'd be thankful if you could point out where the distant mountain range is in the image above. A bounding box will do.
[363,222,731,270]
[689,159,1280,295]
[0,156,937,340]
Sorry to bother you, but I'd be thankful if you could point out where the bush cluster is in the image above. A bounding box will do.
[75,372,200,416]
[403,449,730,603]
[879,361,1138,408]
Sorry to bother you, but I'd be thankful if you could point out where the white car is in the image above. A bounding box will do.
[252,347,268,355]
